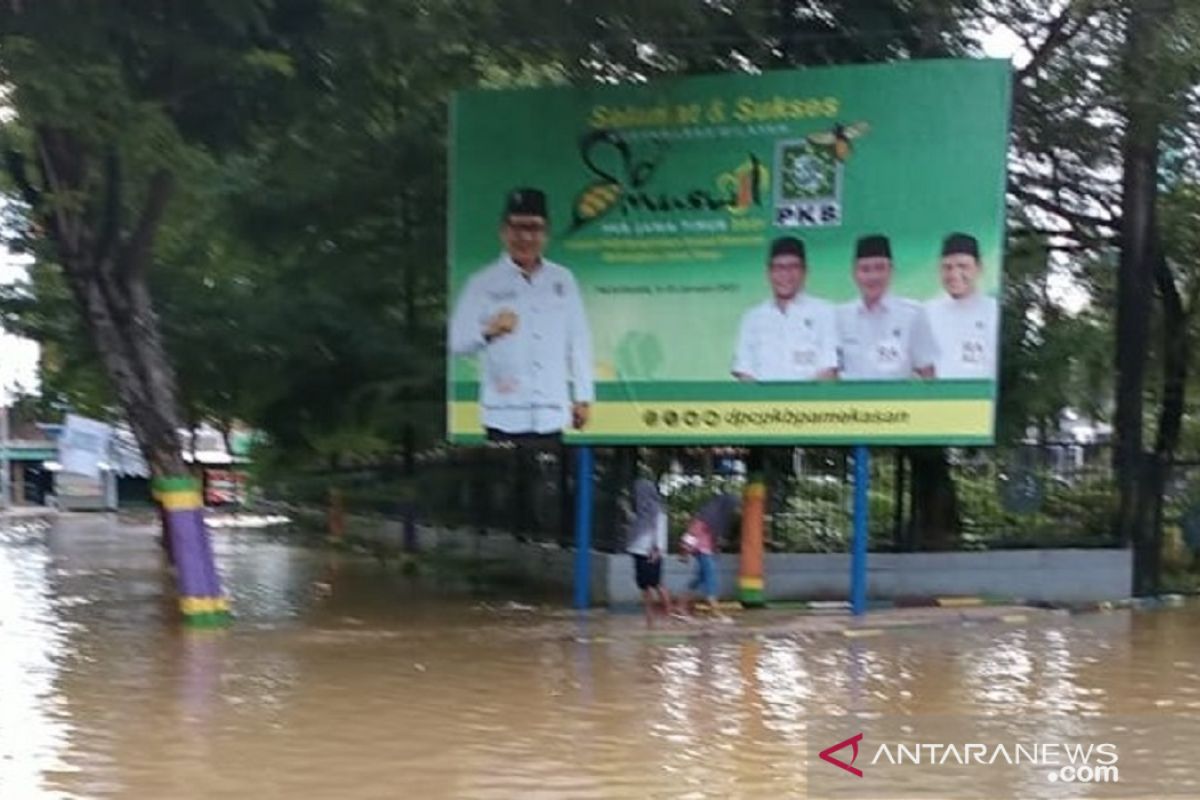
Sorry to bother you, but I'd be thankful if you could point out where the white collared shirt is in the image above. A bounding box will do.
[925,292,999,379]
[732,294,839,381]
[449,255,594,434]
[837,294,939,380]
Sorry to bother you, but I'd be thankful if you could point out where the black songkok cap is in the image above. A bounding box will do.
[503,187,548,220]
[941,232,980,259]
[769,236,805,262]
[855,234,891,260]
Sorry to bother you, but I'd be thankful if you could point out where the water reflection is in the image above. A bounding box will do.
[0,520,81,799]
[1,514,1199,798]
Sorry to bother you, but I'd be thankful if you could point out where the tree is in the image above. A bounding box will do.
[3,0,988,518]
[0,0,315,473]
[997,238,1111,443]
[21,1,1175,566]
[0,1,326,623]
[980,0,1200,590]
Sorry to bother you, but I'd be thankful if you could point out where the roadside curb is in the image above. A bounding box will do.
[756,595,1011,612]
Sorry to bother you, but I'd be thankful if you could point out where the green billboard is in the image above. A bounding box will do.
[448,59,1011,445]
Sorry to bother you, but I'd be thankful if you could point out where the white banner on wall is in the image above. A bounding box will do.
[58,414,113,479]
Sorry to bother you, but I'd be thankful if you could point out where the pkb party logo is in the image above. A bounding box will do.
[774,121,868,229]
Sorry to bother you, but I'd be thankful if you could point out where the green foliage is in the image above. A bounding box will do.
[0,265,114,417]
[997,240,1112,442]
[1,0,1197,573]
[1,0,992,469]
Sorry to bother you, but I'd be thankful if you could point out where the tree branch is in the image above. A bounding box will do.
[1014,5,1082,86]
[3,149,42,210]
[34,131,87,259]
[1009,227,1119,253]
[96,147,123,269]
[1182,259,1200,313]
[1008,183,1118,231]
[1156,250,1184,318]
[119,169,174,279]
[1046,241,1118,254]
[1155,245,1186,457]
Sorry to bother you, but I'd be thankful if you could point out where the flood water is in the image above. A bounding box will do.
[3,513,1200,799]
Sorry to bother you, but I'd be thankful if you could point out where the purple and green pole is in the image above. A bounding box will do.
[153,476,230,627]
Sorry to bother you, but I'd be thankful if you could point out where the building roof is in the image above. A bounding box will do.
[0,440,58,462]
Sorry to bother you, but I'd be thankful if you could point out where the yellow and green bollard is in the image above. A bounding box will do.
[153,476,230,628]
[738,476,767,607]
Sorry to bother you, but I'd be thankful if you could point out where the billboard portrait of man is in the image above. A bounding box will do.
[449,60,1010,446]
[925,232,999,379]
[731,236,839,382]
[448,188,594,443]
[837,234,938,380]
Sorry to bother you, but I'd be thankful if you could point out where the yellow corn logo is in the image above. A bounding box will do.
[573,182,622,226]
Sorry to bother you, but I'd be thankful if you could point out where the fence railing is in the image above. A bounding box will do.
[263,442,1163,555]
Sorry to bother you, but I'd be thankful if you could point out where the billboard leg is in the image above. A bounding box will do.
[573,446,594,610]
[852,446,869,616]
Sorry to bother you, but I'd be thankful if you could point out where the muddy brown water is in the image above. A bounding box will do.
[2,514,1198,799]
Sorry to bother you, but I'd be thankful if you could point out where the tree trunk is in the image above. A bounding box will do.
[402,423,415,476]
[218,420,234,459]
[1146,248,1189,596]
[906,447,961,550]
[1114,2,1167,593]
[6,131,226,623]
[188,420,200,463]
[8,132,188,478]
[1154,252,1187,460]
[60,246,188,478]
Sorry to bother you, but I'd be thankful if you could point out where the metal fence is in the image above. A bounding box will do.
[769,443,1118,553]
[275,442,1145,554]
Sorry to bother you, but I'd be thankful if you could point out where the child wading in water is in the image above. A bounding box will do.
[625,476,671,625]
[678,492,738,620]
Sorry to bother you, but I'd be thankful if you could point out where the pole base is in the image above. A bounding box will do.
[738,577,766,608]
[180,596,232,628]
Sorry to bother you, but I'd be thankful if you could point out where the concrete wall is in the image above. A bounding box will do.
[604,548,1133,606]
[344,516,1133,606]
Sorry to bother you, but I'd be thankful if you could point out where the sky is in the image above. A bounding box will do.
[0,250,38,405]
[979,24,1025,65]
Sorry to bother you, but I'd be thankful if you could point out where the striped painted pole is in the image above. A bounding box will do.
[738,477,767,607]
[154,476,230,628]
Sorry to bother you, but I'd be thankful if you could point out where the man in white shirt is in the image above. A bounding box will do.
[731,236,838,381]
[837,234,938,380]
[448,188,594,441]
[925,233,999,379]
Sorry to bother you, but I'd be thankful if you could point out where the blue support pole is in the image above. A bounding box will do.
[573,446,595,610]
[851,445,870,616]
